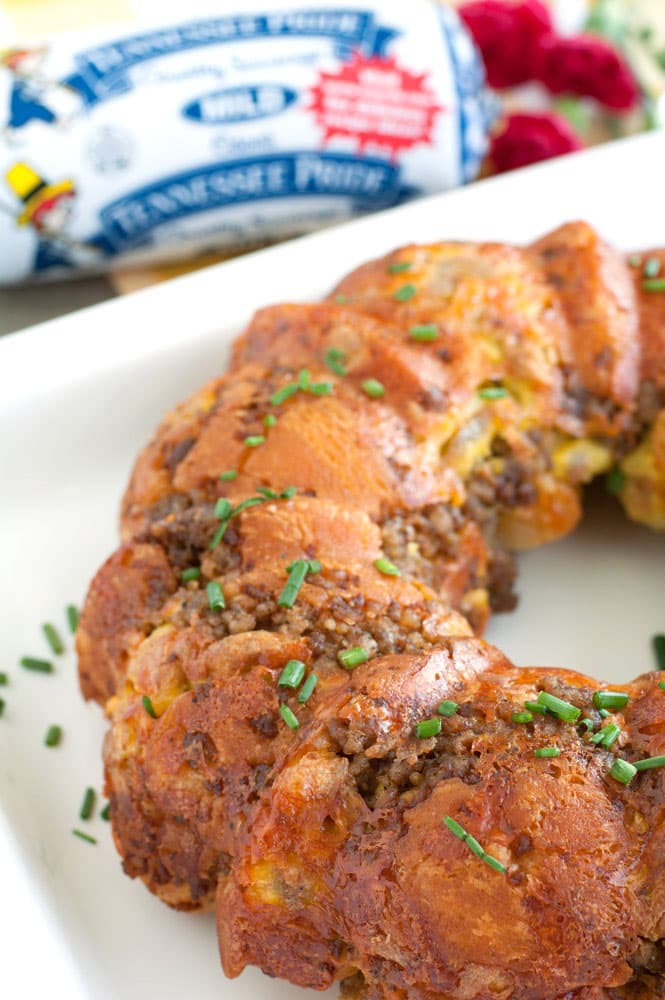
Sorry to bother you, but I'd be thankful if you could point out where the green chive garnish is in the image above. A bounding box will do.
[270,382,299,406]
[590,723,621,749]
[298,673,318,704]
[280,703,299,730]
[279,659,306,689]
[257,487,278,499]
[524,701,547,715]
[280,486,297,499]
[100,803,110,821]
[309,381,333,396]
[659,681,665,691]
[536,691,581,722]
[278,559,309,608]
[642,278,665,291]
[79,787,96,821]
[437,700,459,717]
[534,747,560,758]
[334,293,348,304]
[264,413,277,428]
[66,604,80,633]
[209,522,227,550]
[634,754,665,771]
[393,282,417,301]
[645,257,661,278]
[609,758,637,785]
[20,656,53,674]
[42,623,64,655]
[0,672,7,686]
[141,694,157,719]
[207,580,225,611]
[628,254,641,267]
[443,816,506,873]
[409,324,438,342]
[72,829,97,845]
[244,435,265,448]
[606,467,625,495]
[219,469,237,481]
[388,261,412,273]
[598,708,610,719]
[44,725,62,748]
[374,557,401,576]
[338,646,369,670]
[483,854,506,874]
[478,385,508,400]
[513,711,533,724]
[361,378,385,399]
[0,699,5,718]
[593,691,629,710]
[181,567,201,583]
[214,497,232,520]
[443,815,467,839]
[578,717,595,731]
[652,634,665,670]
[465,834,485,859]
[416,717,441,739]
[297,369,311,390]
[324,348,347,376]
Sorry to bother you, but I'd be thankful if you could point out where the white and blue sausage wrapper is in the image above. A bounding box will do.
[0,0,494,283]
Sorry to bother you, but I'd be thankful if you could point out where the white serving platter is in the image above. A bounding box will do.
[2,131,665,1000]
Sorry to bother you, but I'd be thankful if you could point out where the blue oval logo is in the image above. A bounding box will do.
[182,85,298,125]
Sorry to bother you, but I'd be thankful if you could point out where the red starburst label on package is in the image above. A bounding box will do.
[307,53,444,160]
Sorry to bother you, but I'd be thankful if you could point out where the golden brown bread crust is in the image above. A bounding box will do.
[77,221,665,998]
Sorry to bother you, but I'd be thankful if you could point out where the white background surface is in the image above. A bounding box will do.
[1,131,665,999]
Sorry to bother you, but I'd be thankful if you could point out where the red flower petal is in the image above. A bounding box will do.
[459,0,554,88]
[534,34,639,111]
[490,112,584,173]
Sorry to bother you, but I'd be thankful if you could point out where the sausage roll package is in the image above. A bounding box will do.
[0,0,494,283]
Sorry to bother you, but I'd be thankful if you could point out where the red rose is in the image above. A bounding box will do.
[490,112,584,173]
[459,0,553,88]
[534,34,639,111]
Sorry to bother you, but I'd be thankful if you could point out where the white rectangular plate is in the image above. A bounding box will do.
[2,131,665,1000]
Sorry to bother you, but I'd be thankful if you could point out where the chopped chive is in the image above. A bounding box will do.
[633,754,665,771]
[264,413,277,428]
[20,656,53,674]
[280,486,297,499]
[409,324,438,342]
[393,282,417,301]
[465,834,485,859]
[306,559,322,574]
[278,559,309,608]
[605,467,625,495]
[244,435,265,448]
[141,694,157,719]
[416,717,441,739]
[437,700,459,717]
[593,691,629,710]
[598,708,611,719]
[42,622,64,655]
[591,723,621,749]
[659,681,665,691]
[609,758,637,785]
[270,382,299,406]
[443,815,467,840]
[278,659,306,689]
[44,725,62,748]
[644,256,661,278]
[72,829,97,845]
[628,254,641,267]
[334,293,348,304]
[524,701,547,715]
[232,496,266,515]
[0,699,5,718]
[478,385,508,400]
[338,646,369,670]
[578,717,595,731]
[483,854,506,874]
[66,604,80,633]
[324,348,347,376]
[374,557,401,577]
[298,369,311,390]
[298,673,318,704]
[79,787,96,821]
[361,378,385,399]
[642,278,665,291]
[280,703,299,730]
[214,497,232,520]
[209,521,227,550]
[100,803,110,821]
[534,747,560,758]
[181,567,201,583]
[536,691,581,722]
[257,486,278,499]
[388,260,412,273]
[513,711,533,724]
[0,672,7,686]
[207,580,225,611]
[219,469,237,481]
[308,381,333,396]
[652,634,665,670]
